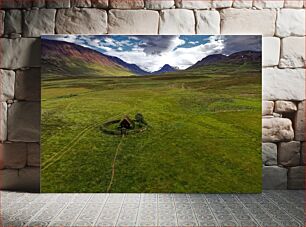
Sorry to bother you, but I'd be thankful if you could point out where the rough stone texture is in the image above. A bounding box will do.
[8,102,40,142]
[232,0,253,8]
[262,101,274,115]
[23,9,56,37]
[263,166,287,189]
[262,143,277,166]
[0,0,31,8]
[0,167,40,192]
[56,8,107,34]
[108,10,159,34]
[220,9,276,36]
[91,0,109,8]
[276,9,305,37]
[27,143,40,167]
[280,37,305,68]
[294,101,305,141]
[15,68,41,101]
[0,10,4,35]
[46,0,70,8]
[0,102,7,142]
[0,69,15,102]
[145,0,175,9]
[262,37,280,67]
[212,0,232,8]
[0,38,41,69]
[262,118,294,142]
[4,10,22,35]
[110,0,144,9]
[284,0,304,8]
[71,0,92,7]
[301,142,305,165]
[32,0,46,8]
[288,166,304,189]
[159,9,195,34]
[275,101,297,113]
[0,143,27,169]
[262,68,305,101]
[195,10,220,34]
[253,0,284,8]
[175,0,212,9]
[278,141,301,167]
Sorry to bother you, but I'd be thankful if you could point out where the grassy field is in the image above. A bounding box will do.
[41,63,262,193]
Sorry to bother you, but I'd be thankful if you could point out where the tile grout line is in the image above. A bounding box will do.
[134,194,142,226]
[187,194,199,226]
[172,194,179,226]
[114,193,126,226]
[201,194,220,226]
[70,194,93,226]
[93,194,110,226]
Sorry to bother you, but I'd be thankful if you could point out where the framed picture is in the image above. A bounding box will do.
[41,35,262,193]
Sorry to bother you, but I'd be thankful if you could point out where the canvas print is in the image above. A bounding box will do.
[41,35,262,193]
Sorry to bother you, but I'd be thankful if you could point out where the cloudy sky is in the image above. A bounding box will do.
[42,35,261,72]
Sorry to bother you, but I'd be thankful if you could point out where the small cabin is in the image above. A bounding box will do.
[119,115,135,129]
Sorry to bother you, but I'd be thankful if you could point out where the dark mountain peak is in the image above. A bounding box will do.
[152,64,177,74]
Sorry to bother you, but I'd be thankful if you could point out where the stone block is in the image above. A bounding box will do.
[263,166,287,189]
[294,101,305,141]
[0,167,40,192]
[175,0,212,9]
[71,0,92,7]
[0,102,7,142]
[262,143,277,166]
[276,9,305,37]
[232,0,253,8]
[0,0,31,8]
[280,37,305,68]
[108,10,159,34]
[0,69,15,102]
[263,68,305,101]
[91,0,108,8]
[8,102,40,142]
[0,142,27,169]
[0,10,4,35]
[262,37,280,67]
[278,141,301,166]
[220,9,276,36]
[195,10,220,34]
[212,0,233,8]
[110,0,144,8]
[253,0,284,8]
[23,9,56,37]
[56,8,107,34]
[145,0,175,9]
[275,101,297,113]
[301,142,305,165]
[288,166,304,189]
[27,143,40,167]
[262,101,274,116]
[0,38,41,69]
[46,0,70,8]
[284,0,304,8]
[32,0,46,8]
[4,9,22,34]
[262,118,294,142]
[15,68,41,101]
[159,9,195,34]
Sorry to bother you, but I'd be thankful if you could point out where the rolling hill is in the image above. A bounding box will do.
[41,39,149,77]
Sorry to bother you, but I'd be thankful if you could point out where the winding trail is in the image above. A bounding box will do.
[106,134,125,193]
[42,125,95,171]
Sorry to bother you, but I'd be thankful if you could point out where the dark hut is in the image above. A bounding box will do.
[119,115,135,129]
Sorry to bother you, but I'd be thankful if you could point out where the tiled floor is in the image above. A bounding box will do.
[1,190,304,226]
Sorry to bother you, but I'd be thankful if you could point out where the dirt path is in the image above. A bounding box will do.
[106,135,124,193]
[42,125,94,171]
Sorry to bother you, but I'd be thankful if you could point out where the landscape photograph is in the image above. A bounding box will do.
[41,35,262,193]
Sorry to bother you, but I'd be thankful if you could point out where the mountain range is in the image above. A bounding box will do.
[41,39,261,78]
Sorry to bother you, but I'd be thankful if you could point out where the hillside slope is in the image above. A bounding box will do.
[41,40,149,77]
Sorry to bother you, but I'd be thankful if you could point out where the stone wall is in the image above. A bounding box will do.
[0,0,305,192]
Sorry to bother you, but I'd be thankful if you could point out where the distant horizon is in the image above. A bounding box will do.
[42,35,262,72]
